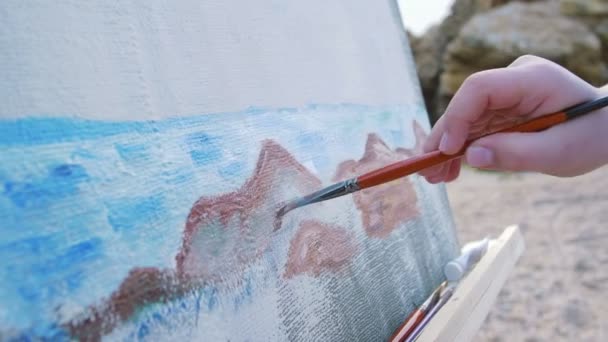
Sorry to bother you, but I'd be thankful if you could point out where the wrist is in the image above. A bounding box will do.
[565,86,608,175]
[593,84,608,127]
[593,87,608,167]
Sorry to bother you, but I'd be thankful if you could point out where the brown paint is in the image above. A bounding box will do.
[284,220,356,279]
[66,268,196,341]
[66,140,324,340]
[177,139,322,279]
[335,121,426,238]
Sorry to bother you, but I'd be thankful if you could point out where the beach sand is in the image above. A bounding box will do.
[447,166,608,341]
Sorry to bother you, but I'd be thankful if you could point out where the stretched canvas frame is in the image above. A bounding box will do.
[0,1,459,340]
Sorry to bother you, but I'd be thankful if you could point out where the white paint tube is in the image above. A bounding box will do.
[443,238,490,282]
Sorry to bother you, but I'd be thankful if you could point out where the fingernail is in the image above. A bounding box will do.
[426,175,442,184]
[439,133,450,152]
[466,146,494,168]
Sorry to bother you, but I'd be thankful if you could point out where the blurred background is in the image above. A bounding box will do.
[397,1,608,341]
[400,0,607,123]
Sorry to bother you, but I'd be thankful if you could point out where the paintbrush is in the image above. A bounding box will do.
[389,281,447,342]
[404,283,456,342]
[276,95,608,220]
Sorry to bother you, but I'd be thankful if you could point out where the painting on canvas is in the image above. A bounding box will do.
[0,1,459,340]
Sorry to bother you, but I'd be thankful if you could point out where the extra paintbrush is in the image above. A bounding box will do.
[404,283,456,342]
[276,95,608,220]
[389,281,447,342]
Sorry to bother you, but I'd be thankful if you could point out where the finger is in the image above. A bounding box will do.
[434,67,536,155]
[426,174,444,184]
[420,161,450,180]
[418,164,441,178]
[463,117,594,175]
[444,159,462,182]
[508,54,546,67]
[423,67,528,155]
[419,163,446,178]
[465,126,561,172]
[425,159,460,183]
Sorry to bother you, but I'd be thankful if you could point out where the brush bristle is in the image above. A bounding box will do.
[276,201,298,219]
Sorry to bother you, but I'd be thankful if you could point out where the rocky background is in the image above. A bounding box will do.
[412,1,608,340]
[410,0,608,123]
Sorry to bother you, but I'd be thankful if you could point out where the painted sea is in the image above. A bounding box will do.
[0,104,458,341]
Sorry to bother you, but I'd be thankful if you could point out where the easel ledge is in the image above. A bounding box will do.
[418,225,525,342]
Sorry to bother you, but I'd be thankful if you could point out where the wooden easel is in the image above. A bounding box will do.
[417,225,525,341]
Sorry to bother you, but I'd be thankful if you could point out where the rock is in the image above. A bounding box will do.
[561,0,608,16]
[412,25,445,123]
[411,0,544,122]
[560,1,608,64]
[439,2,606,112]
[596,19,608,59]
[412,0,491,122]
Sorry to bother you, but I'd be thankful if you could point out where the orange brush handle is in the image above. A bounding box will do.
[389,309,425,342]
[357,111,568,189]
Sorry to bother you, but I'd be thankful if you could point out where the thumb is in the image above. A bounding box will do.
[464,131,562,173]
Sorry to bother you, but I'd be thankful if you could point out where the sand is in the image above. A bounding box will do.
[446,166,608,341]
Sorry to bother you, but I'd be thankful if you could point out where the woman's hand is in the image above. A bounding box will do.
[420,55,608,183]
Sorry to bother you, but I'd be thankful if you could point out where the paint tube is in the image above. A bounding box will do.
[443,238,490,282]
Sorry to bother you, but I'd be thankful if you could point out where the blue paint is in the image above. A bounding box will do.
[152,312,164,324]
[186,132,223,165]
[17,285,38,302]
[51,164,85,178]
[106,195,164,232]
[160,168,194,186]
[13,238,102,301]
[4,181,41,208]
[115,143,149,161]
[232,275,255,310]
[296,131,325,147]
[205,287,219,311]
[3,164,88,208]
[65,270,85,291]
[8,326,70,342]
[0,235,56,256]
[3,237,102,303]
[243,276,253,297]
[0,104,399,147]
[60,238,102,267]
[10,336,32,342]
[0,117,159,146]
[194,290,203,326]
[0,236,104,338]
[70,147,96,160]
[137,322,150,339]
[218,161,246,179]
[390,129,407,147]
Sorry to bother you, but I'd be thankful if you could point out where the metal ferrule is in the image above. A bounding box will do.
[302,177,360,206]
[277,178,361,219]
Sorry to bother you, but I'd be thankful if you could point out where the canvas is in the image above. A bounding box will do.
[0,1,459,341]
